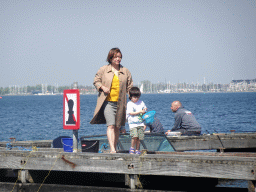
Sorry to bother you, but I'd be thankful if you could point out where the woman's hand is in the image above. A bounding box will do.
[101,85,110,94]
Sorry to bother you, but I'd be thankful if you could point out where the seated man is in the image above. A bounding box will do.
[166,101,201,136]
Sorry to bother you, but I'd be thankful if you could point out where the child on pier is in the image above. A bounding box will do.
[126,87,147,154]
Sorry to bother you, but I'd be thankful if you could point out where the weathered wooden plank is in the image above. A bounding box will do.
[0,140,52,148]
[168,132,256,151]
[0,150,255,181]
[0,147,63,153]
[136,154,256,180]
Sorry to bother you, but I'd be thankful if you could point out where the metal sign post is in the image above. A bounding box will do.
[63,89,80,152]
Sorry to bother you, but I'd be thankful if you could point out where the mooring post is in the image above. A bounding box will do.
[72,82,79,153]
[20,170,26,183]
[129,174,136,189]
[248,180,256,192]
[73,130,78,153]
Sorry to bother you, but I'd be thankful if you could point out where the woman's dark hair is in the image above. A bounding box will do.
[106,48,122,63]
[129,87,141,100]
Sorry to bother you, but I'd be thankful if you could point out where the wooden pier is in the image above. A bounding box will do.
[0,149,256,191]
[168,132,256,152]
[0,132,256,191]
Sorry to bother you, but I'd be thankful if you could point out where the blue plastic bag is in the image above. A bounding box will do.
[142,110,156,125]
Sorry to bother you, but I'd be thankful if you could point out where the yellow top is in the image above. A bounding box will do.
[106,74,119,102]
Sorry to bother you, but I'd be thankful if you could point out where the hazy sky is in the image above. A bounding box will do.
[1,0,255,87]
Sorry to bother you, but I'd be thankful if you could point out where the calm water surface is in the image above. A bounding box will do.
[0,92,255,141]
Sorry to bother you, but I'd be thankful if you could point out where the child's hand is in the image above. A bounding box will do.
[141,108,147,114]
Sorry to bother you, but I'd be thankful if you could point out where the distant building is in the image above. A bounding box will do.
[229,79,256,92]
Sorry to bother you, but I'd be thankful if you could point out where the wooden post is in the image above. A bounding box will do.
[248,180,256,192]
[18,170,34,183]
[73,130,78,153]
[20,170,26,183]
[129,174,136,189]
[72,82,78,153]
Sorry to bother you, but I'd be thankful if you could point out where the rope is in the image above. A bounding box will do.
[98,143,109,153]
[36,153,62,192]
[32,146,38,151]
[9,145,62,192]
[6,143,33,151]
[10,149,34,192]
[136,149,147,190]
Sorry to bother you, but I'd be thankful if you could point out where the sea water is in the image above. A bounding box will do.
[0,92,256,189]
[0,92,255,142]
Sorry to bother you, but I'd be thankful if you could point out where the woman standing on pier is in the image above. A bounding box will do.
[90,48,133,153]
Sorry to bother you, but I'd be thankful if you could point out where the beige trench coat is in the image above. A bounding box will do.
[90,64,133,128]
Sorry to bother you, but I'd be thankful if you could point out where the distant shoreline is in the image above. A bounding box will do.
[1,91,256,97]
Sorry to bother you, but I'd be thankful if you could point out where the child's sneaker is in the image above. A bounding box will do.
[135,150,141,155]
[129,147,135,154]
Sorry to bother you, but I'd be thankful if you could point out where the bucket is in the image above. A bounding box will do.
[62,138,73,152]
[142,110,156,125]
[81,140,99,153]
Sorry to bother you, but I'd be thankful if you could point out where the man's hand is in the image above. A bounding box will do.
[165,130,171,135]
